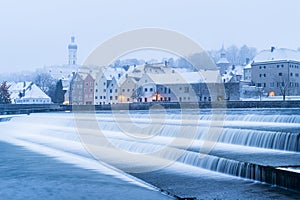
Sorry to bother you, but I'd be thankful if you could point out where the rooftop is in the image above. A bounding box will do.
[253,48,300,63]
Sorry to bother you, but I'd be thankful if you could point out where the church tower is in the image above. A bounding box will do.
[68,36,77,65]
[216,44,230,75]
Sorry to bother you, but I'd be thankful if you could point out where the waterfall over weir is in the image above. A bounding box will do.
[96,109,300,152]
[83,108,300,192]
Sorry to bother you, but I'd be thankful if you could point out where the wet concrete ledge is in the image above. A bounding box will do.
[65,100,300,111]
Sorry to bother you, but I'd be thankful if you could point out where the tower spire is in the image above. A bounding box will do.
[68,36,77,65]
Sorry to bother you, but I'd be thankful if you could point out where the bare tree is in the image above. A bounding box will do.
[274,74,290,101]
[34,72,56,94]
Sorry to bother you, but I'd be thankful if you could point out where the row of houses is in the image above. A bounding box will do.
[68,63,240,105]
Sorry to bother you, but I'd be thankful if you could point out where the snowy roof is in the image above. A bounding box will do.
[9,82,32,92]
[216,57,230,64]
[147,71,220,85]
[222,73,233,83]
[100,67,125,80]
[244,63,252,69]
[228,65,244,76]
[9,82,50,100]
[22,84,50,99]
[253,48,300,63]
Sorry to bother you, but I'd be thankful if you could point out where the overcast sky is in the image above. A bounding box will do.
[0,0,300,73]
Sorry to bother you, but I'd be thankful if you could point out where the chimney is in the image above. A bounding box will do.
[271,46,275,52]
[245,58,250,65]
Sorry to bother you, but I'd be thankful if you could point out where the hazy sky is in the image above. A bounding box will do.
[0,0,300,73]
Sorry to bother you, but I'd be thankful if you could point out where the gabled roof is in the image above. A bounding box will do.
[145,71,220,85]
[9,82,50,100]
[22,84,50,99]
[253,48,300,63]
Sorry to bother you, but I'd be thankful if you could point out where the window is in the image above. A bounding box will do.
[257,83,261,87]
[110,89,112,93]
[264,74,266,77]
[296,73,299,77]
[127,98,130,102]
[263,66,266,69]
[95,89,98,93]
[95,96,98,99]
[150,88,153,92]
[259,66,262,69]
[122,89,125,92]
[281,64,284,68]
[270,82,274,87]
[263,83,266,87]
[103,96,106,99]
[277,65,280,68]
[115,96,118,100]
[127,89,130,92]
[110,96,112,100]
[168,88,171,94]
[279,73,282,76]
[103,82,106,85]
[259,74,262,77]
[100,96,102,99]
[115,89,117,93]
[90,88,93,92]
[103,89,106,92]
[144,88,148,92]
[184,87,189,93]
[291,73,293,76]
[277,82,280,87]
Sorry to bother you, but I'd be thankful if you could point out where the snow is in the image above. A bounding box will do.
[22,84,50,99]
[244,63,252,69]
[147,71,220,85]
[216,57,230,64]
[253,48,300,63]
[9,82,51,103]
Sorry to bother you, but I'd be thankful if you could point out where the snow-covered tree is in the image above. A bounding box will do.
[0,81,11,104]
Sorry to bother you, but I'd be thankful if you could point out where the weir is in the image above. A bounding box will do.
[89,109,300,192]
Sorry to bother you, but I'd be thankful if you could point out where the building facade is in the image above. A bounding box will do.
[251,47,300,97]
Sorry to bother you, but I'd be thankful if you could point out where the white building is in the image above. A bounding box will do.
[9,82,51,104]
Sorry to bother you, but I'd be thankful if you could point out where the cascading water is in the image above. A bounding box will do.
[96,109,300,152]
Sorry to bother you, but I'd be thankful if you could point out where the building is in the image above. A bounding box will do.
[69,72,95,105]
[94,67,125,105]
[243,62,252,82]
[216,45,230,75]
[9,82,51,104]
[251,47,300,97]
[118,74,138,103]
[133,71,237,102]
[68,36,77,65]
